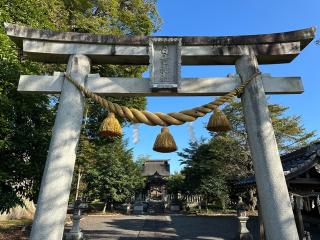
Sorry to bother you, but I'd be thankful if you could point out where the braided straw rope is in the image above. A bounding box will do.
[65,72,260,126]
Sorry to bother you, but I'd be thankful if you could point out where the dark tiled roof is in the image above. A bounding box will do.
[237,142,320,186]
[142,160,170,177]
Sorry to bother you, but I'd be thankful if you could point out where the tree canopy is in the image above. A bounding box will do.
[178,100,317,209]
[82,139,144,204]
[0,0,161,213]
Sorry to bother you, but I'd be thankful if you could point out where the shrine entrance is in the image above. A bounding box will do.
[141,160,169,214]
[4,23,316,240]
[148,173,166,201]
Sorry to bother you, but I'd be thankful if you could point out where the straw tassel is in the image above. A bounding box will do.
[153,127,177,153]
[99,112,122,137]
[206,107,231,132]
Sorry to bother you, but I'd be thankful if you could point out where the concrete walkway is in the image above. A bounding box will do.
[80,214,260,240]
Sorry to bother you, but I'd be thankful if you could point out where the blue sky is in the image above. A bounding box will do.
[123,0,320,173]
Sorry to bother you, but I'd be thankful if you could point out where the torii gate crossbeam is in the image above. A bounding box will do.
[5,23,316,240]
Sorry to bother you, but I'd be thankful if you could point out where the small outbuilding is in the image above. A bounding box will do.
[237,141,320,239]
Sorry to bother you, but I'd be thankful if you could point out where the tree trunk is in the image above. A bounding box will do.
[75,168,82,200]
[205,195,208,213]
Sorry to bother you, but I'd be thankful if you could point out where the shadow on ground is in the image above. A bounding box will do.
[81,214,260,240]
[81,214,320,239]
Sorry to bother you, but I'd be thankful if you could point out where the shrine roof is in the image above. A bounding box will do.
[237,142,320,187]
[4,23,316,65]
[142,160,170,177]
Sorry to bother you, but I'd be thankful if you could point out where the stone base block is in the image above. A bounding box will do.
[170,205,180,211]
[133,203,143,214]
[64,231,83,240]
[238,233,253,240]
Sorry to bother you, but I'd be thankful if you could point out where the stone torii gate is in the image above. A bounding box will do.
[5,23,315,240]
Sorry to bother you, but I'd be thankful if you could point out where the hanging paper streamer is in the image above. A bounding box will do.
[188,122,196,143]
[133,123,139,144]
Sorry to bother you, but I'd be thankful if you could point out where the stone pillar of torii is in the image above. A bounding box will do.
[5,23,316,240]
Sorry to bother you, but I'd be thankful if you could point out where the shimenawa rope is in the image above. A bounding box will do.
[64,72,260,126]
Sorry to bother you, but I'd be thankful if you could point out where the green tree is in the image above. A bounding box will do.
[0,0,60,213]
[83,139,144,210]
[166,172,186,199]
[199,175,228,211]
[135,154,151,169]
[0,0,161,213]
[179,139,231,209]
[179,100,317,209]
[219,100,317,177]
[70,0,161,203]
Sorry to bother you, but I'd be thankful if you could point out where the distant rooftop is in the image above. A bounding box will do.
[237,141,320,187]
[142,160,170,177]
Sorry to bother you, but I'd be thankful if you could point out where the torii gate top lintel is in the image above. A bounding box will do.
[4,22,316,65]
